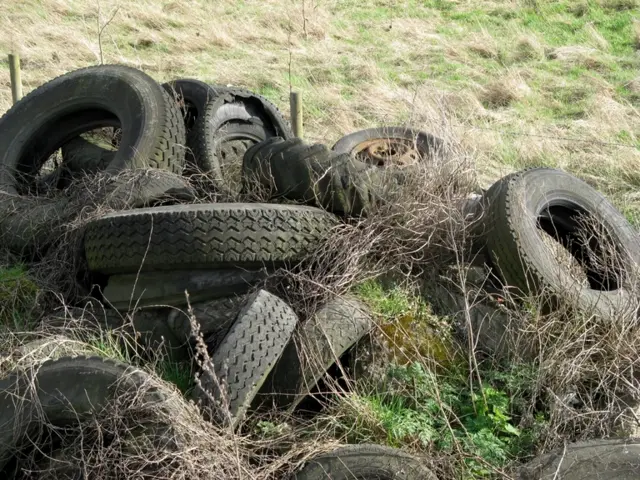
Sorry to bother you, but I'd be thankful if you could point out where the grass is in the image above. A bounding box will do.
[0,264,40,330]
[1,0,640,478]
[331,361,540,479]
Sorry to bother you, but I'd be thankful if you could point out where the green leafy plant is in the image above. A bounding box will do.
[337,361,538,478]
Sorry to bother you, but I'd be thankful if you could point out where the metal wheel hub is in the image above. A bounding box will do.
[354,138,420,167]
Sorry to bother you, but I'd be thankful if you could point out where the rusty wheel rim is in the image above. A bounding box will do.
[353,138,420,167]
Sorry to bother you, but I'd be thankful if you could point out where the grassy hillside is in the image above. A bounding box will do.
[1,0,639,209]
[1,1,640,478]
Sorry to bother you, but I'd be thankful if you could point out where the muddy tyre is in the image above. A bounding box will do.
[483,168,640,319]
[191,290,298,427]
[291,444,437,480]
[516,438,640,479]
[332,126,443,167]
[190,87,293,194]
[0,356,171,475]
[84,203,338,275]
[260,295,373,410]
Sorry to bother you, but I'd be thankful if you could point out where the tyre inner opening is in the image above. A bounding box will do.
[293,346,361,416]
[355,138,419,167]
[182,100,198,130]
[537,204,621,292]
[18,109,121,196]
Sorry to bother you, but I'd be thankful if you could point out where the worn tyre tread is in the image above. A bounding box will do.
[0,64,186,187]
[262,295,373,410]
[483,167,640,319]
[192,290,298,427]
[84,203,338,275]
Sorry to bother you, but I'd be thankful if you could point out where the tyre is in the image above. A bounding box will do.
[36,137,116,192]
[291,444,437,480]
[0,64,186,196]
[13,336,93,364]
[0,193,72,256]
[88,168,197,211]
[29,447,81,480]
[190,87,293,194]
[84,203,338,275]
[61,136,116,170]
[0,356,171,475]
[260,295,373,410]
[191,290,298,427]
[0,65,187,256]
[482,168,640,319]
[161,79,227,171]
[0,169,194,257]
[168,295,248,351]
[331,126,443,167]
[242,137,383,217]
[242,137,328,202]
[102,268,266,310]
[516,438,640,479]
[118,308,191,362]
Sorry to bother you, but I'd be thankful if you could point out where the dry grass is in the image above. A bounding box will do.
[0,0,638,208]
[0,0,640,478]
[512,35,546,62]
[480,72,532,108]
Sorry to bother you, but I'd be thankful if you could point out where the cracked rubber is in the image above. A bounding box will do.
[190,87,293,194]
[102,268,267,310]
[260,295,373,410]
[483,168,640,320]
[516,438,640,479]
[291,444,437,480]
[0,356,170,475]
[191,289,298,427]
[84,203,338,275]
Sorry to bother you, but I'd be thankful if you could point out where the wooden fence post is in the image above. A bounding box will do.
[290,91,303,139]
[8,54,22,104]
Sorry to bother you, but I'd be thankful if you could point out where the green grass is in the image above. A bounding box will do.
[342,279,554,477]
[156,360,193,396]
[0,265,40,330]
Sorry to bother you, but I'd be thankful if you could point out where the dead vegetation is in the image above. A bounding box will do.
[1,0,640,478]
[1,127,640,478]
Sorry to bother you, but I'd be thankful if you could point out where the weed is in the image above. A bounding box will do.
[332,360,536,478]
